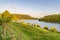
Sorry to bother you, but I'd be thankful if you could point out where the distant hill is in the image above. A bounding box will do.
[39,14,60,23]
[12,14,37,20]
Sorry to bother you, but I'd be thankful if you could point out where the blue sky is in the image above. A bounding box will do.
[0,0,60,18]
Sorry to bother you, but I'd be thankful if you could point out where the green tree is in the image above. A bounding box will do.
[1,10,12,39]
[2,10,12,22]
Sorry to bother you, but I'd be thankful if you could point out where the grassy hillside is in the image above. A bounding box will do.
[39,14,60,23]
[0,22,60,40]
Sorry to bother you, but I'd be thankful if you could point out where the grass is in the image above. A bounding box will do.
[0,22,60,40]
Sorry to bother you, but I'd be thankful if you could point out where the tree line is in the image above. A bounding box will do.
[39,14,60,23]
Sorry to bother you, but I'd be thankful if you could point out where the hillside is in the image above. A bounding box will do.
[0,22,60,40]
[39,14,60,23]
[12,14,37,20]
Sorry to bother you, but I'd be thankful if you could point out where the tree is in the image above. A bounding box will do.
[1,10,12,39]
[2,10,12,22]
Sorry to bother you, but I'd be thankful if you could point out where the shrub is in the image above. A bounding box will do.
[43,26,49,30]
[31,24,34,26]
[33,24,36,26]
[0,16,3,25]
[0,19,3,25]
[50,27,57,32]
[36,24,40,27]
[21,21,24,24]
[27,22,30,26]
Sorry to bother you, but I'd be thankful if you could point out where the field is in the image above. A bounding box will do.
[0,22,60,40]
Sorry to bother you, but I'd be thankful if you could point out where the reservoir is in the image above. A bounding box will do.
[22,20,60,31]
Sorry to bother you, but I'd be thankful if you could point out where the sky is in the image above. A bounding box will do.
[0,0,60,18]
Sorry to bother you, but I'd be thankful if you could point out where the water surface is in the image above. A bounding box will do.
[22,20,60,31]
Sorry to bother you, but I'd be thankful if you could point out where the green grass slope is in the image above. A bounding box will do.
[0,22,60,40]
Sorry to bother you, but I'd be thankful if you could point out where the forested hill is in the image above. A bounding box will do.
[39,14,60,23]
[12,14,37,20]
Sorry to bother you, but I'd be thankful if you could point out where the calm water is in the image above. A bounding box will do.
[22,20,60,31]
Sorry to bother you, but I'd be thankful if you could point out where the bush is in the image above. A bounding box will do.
[27,22,30,26]
[0,19,3,25]
[36,24,40,27]
[21,21,24,24]
[43,26,49,30]
[50,27,57,32]
[0,16,3,25]
[33,24,36,26]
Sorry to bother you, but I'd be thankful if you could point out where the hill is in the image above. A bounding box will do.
[0,22,60,40]
[12,14,37,20]
[39,14,60,23]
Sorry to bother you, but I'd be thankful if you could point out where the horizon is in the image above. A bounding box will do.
[0,0,60,18]
[0,10,60,18]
